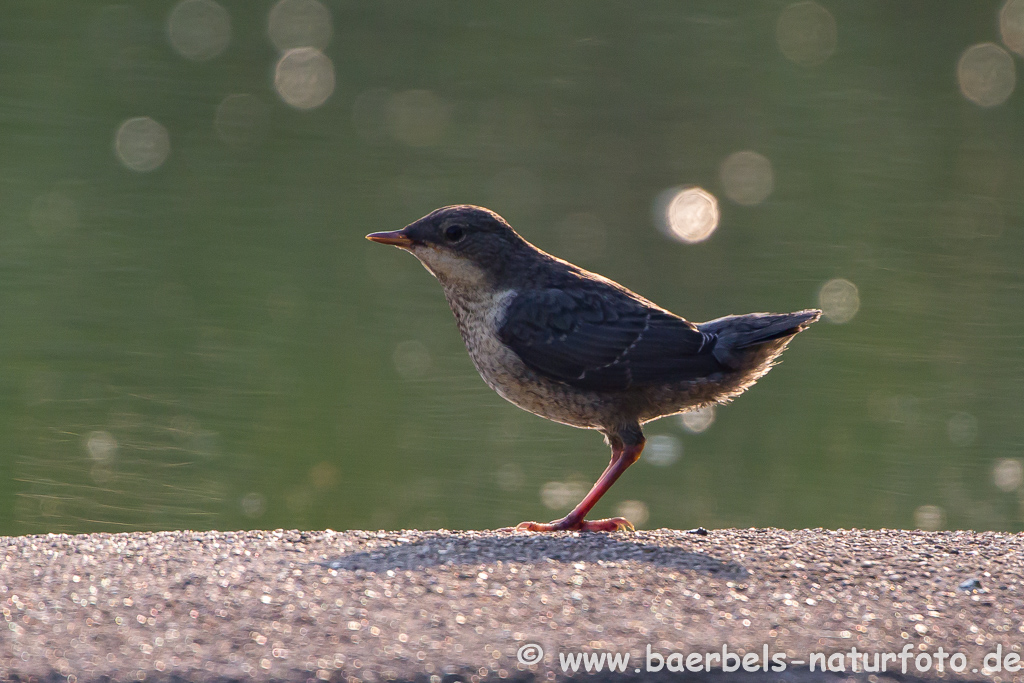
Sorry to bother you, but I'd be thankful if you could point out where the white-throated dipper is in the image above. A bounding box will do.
[367,205,819,532]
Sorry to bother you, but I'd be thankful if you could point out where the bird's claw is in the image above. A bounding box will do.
[581,517,636,532]
[511,516,635,532]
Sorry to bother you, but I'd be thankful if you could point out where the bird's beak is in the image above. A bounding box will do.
[366,229,415,248]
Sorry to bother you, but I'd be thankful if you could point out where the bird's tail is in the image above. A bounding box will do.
[700,309,821,369]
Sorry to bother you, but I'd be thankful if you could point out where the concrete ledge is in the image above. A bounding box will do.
[2,528,1022,682]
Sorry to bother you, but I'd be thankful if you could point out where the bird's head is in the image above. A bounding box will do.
[366,205,530,288]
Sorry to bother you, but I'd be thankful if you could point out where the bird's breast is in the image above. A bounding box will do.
[443,287,520,386]
[440,286,610,429]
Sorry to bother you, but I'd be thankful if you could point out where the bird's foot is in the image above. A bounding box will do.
[511,516,635,533]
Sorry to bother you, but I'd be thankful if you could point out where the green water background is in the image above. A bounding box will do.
[2,1,1023,535]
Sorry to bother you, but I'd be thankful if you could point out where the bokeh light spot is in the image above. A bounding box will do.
[957,43,1016,108]
[91,464,114,485]
[776,1,837,66]
[645,435,682,467]
[993,458,1023,492]
[85,431,118,462]
[241,492,266,518]
[309,461,338,491]
[1002,0,1024,56]
[880,395,919,425]
[115,117,170,172]
[818,278,859,323]
[274,47,335,110]
[167,0,231,62]
[268,0,332,52]
[615,500,649,528]
[540,481,586,510]
[913,504,945,531]
[720,150,774,206]
[947,411,978,447]
[386,90,450,147]
[393,340,432,379]
[495,463,525,492]
[680,405,716,434]
[657,187,720,244]
[215,94,270,149]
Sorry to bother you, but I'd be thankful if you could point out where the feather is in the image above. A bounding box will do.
[498,287,725,392]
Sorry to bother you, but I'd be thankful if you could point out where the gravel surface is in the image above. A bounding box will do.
[2,528,1023,682]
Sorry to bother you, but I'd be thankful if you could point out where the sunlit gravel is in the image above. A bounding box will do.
[1,528,1020,681]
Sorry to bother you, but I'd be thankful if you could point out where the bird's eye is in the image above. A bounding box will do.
[444,225,465,242]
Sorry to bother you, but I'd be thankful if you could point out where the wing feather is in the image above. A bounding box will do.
[498,287,724,391]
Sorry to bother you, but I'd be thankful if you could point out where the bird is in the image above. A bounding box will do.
[367,205,819,532]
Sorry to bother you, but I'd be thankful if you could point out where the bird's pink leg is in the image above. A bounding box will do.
[514,438,645,532]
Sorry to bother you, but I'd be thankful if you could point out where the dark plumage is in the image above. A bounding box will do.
[367,205,819,532]
[500,288,721,392]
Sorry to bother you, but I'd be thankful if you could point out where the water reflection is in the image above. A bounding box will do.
[392,341,432,380]
[274,47,335,109]
[680,406,716,435]
[85,431,117,462]
[1002,0,1024,55]
[719,151,774,206]
[776,1,837,66]
[495,463,525,492]
[18,403,224,533]
[644,435,682,468]
[309,461,339,491]
[540,481,587,511]
[818,279,860,324]
[957,43,1016,107]
[656,187,720,244]
[241,492,266,518]
[167,0,231,62]
[914,505,945,531]
[616,500,650,528]
[993,459,1023,493]
[114,117,170,172]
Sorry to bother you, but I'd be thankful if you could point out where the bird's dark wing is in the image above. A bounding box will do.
[497,288,724,392]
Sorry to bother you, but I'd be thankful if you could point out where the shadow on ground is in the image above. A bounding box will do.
[315,531,748,577]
